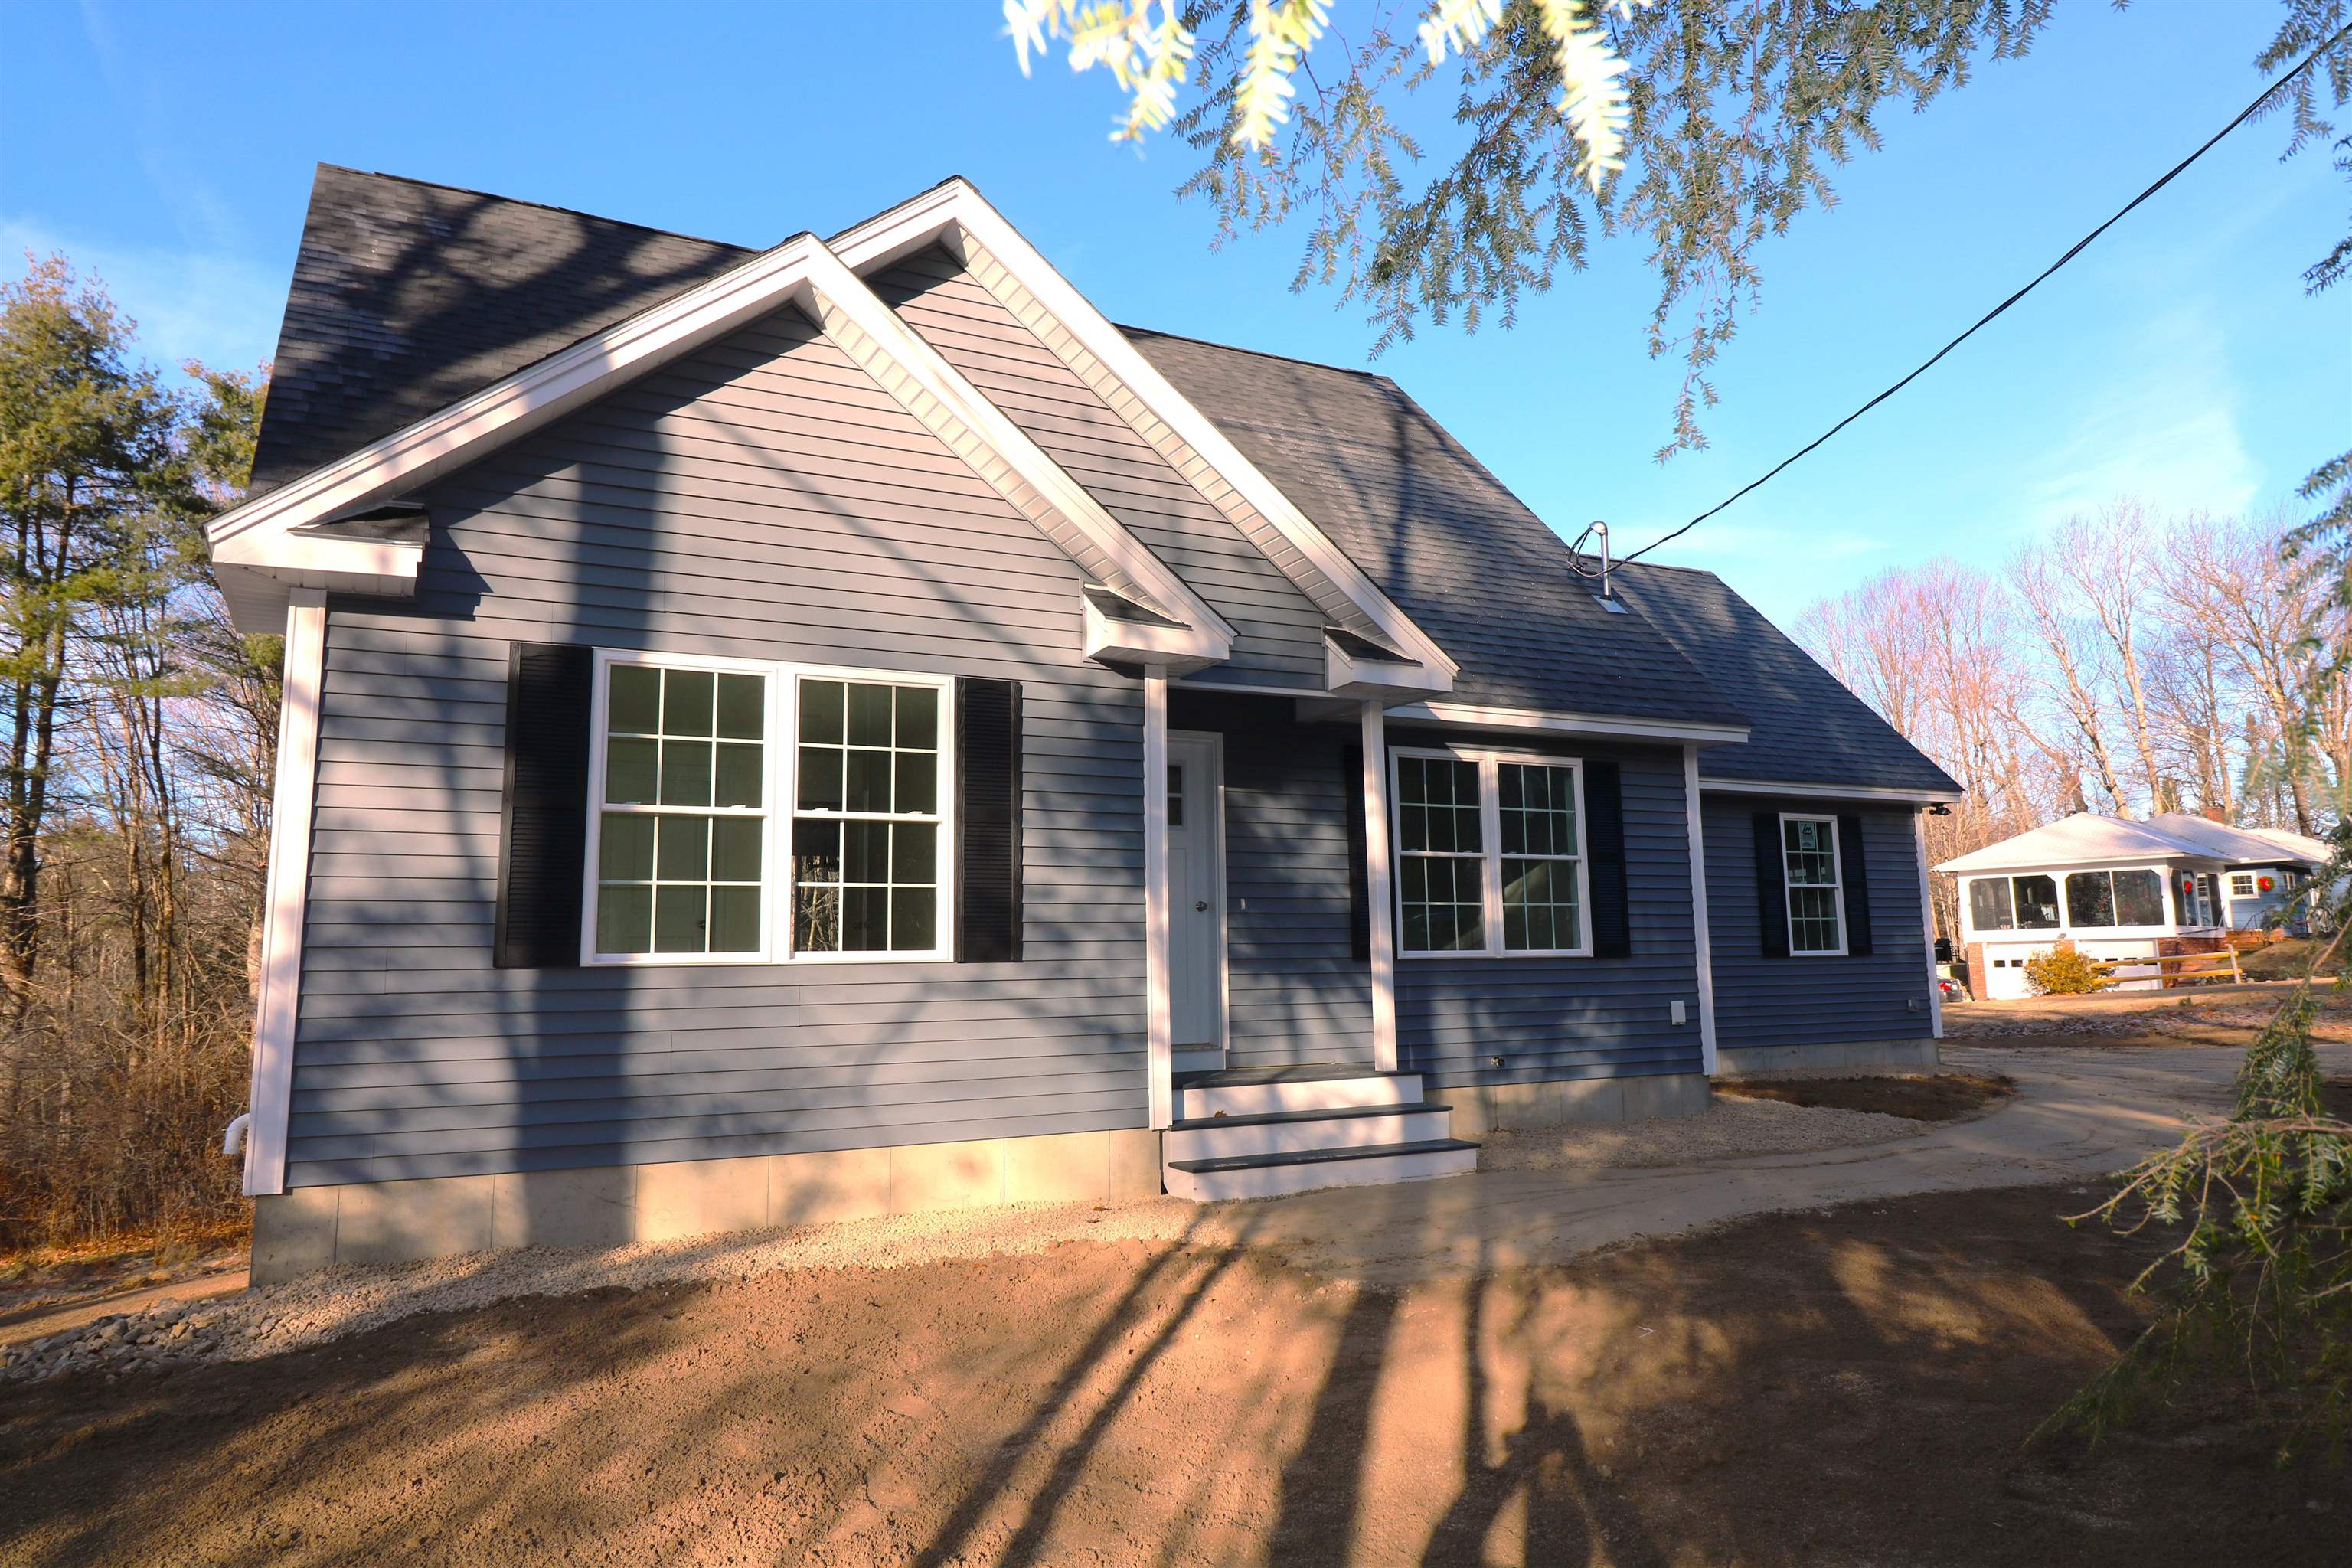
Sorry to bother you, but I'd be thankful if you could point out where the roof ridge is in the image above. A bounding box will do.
[1117,323,1390,384]
[316,163,753,254]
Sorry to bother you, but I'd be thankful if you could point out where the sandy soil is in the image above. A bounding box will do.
[1479,1094,1926,1172]
[1715,1070,2014,1121]
[1,1183,2336,1568]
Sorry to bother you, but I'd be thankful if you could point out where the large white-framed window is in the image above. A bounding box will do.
[1779,813,1846,956]
[1390,746,1592,959]
[583,651,953,965]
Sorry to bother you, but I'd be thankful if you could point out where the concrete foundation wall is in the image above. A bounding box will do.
[251,1127,1165,1285]
[1713,1036,1940,1079]
[1443,1072,1710,1138]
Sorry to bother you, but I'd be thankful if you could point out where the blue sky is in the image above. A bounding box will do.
[3,0,2344,626]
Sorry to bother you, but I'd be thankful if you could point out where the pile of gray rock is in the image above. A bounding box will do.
[2,1298,294,1384]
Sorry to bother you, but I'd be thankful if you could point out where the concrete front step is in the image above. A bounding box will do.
[1163,1138,1481,1201]
[1164,1102,1456,1163]
[1174,1067,1423,1120]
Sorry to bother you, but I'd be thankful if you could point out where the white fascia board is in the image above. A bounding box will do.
[1938,851,2218,875]
[201,187,1232,665]
[1386,700,1749,746]
[1326,633,1446,701]
[207,232,838,564]
[830,180,1459,692]
[799,243,1232,655]
[1702,776,1965,805]
[1083,595,1226,673]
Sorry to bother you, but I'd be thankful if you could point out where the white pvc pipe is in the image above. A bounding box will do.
[222,1112,250,1158]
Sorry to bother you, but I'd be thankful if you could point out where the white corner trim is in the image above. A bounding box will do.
[1914,810,1944,1040]
[1700,776,1963,805]
[883,186,1456,688]
[800,244,1233,652]
[1682,748,1719,1074]
[1361,702,1398,1073]
[1143,674,1174,1129]
[243,590,328,1197]
[1387,701,1749,746]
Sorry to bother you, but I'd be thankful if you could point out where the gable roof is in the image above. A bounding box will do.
[253,165,755,495]
[2142,812,2331,866]
[230,166,1965,794]
[1936,811,2328,874]
[1123,330,1744,732]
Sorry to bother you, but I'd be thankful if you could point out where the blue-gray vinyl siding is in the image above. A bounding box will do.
[1396,739,1707,1088]
[870,250,1332,692]
[1169,691,1370,1069]
[285,303,1152,1188]
[1702,795,1932,1048]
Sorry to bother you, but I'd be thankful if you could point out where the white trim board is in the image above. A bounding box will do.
[1682,748,1719,1074]
[1385,701,1749,746]
[845,188,1458,691]
[1701,776,1963,805]
[204,182,1232,665]
[242,590,328,1197]
[1142,673,1174,1130]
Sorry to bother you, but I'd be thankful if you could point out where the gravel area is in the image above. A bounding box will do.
[0,1195,1206,1387]
[1477,1094,1926,1172]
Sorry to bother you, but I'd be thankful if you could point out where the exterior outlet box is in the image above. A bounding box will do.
[1671,1000,1687,1026]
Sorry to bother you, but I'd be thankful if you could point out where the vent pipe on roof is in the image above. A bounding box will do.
[1569,520,1621,608]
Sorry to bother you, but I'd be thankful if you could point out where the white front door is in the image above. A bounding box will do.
[1166,734,1225,1049]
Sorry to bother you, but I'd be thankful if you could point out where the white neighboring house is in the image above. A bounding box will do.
[1937,811,2325,1000]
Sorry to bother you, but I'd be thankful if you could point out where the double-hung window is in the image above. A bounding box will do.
[594,662,769,959]
[585,655,952,964]
[1780,815,1844,956]
[789,676,944,956]
[1392,749,1589,958]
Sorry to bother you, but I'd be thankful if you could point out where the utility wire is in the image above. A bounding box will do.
[1619,21,2352,568]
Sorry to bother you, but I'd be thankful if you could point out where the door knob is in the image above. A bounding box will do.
[1194,900,1209,912]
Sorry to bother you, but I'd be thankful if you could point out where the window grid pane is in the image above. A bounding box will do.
[791,678,944,956]
[596,665,766,957]
[1497,763,1581,952]
[1782,818,1841,952]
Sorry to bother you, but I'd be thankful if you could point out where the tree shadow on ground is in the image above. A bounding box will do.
[0,1184,2340,1568]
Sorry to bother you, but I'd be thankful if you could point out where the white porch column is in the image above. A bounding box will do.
[1681,747,1720,1075]
[243,588,328,1196]
[1144,671,1173,1128]
[1361,701,1398,1073]
[1915,810,1945,1039]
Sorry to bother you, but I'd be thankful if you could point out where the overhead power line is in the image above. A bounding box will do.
[1619,21,2352,569]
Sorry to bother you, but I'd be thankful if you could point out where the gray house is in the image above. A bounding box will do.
[213,169,1961,1281]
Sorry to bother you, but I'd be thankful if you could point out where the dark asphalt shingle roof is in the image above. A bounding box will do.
[1607,564,1962,793]
[251,165,754,493]
[247,165,1955,795]
[1122,330,1744,730]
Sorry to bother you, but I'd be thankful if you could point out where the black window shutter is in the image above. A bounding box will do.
[956,677,1023,963]
[1585,760,1632,959]
[494,642,593,969]
[1343,744,1370,962]
[1837,814,1874,956]
[1753,812,1791,959]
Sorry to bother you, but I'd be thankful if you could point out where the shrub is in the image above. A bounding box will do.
[2024,946,2104,995]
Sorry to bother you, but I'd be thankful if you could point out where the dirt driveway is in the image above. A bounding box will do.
[2,1181,2337,1568]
